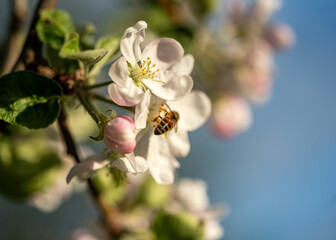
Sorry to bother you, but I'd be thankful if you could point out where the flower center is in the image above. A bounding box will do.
[128,57,164,91]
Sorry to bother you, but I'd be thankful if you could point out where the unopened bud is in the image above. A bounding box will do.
[104,116,136,154]
[210,95,252,139]
[265,23,295,51]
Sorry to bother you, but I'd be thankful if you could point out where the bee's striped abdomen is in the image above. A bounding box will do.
[154,117,174,135]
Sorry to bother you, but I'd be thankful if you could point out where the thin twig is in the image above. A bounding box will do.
[89,92,134,113]
[81,80,112,90]
[57,104,122,237]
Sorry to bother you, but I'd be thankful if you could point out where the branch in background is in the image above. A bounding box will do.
[57,105,123,237]
[11,0,58,72]
[0,0,28,75]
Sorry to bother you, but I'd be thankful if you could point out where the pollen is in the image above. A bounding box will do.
[129,57,165,91]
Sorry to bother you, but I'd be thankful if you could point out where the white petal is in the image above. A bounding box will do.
[147,134,176,184]
[108,83,144,107]
[142,38,184,71]
[111,157,136,173]
[108,57,132,88]
[204,220,225,240]
[66,155,109,183]
[125,152,148,172]
[135,90,151,129]
[167,130,190,158]
[143,74,193,101]
[170,54,194,75]
[168,90,212,131]
[120,21,147,65]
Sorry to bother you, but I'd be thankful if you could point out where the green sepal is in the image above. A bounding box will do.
[0,71,62,129]
[90,109,116,141]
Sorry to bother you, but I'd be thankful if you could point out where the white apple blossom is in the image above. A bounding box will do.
[66,151,148,184]
[175,178,227,240]
[108,21,193,106]
[134,89,211,184]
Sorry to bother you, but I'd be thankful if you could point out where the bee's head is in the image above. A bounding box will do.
[173,111,180,120]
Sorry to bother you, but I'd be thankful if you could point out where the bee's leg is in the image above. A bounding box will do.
[164,132,168,139]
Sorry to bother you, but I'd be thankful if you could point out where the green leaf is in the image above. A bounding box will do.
[36,9,75,50]
[45,45,79,74]
[79,23,97,50]
[88,35,120,78]
[152,211,204,240]
[0,71,62,129]
[62,48,109,67]
[59,32,80,57]
[0,126,63,201]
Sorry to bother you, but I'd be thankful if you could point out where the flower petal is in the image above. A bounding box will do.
[170,54,195,75]
[168,90,212,131]
[167,130,190,158]
[142,38,184,71]
[111,152,148,173]
[147,134,176,184]
[143,74,193,101]
[108,83,144,107]
[135,90,151,129]
[111,157,136,173]
[120,21,147,65]
[125,152,148,172]
[66,155,109,183]
[108,56,132,88]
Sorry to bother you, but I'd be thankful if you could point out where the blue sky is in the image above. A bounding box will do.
[1,0,336,239]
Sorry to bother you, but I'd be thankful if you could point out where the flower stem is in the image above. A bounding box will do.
[89,92,135,113]
[82,81,112,90]
[75,89,101,127]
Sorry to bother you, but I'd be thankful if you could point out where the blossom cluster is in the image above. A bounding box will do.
[194,0,294,139]
[67,21,211,185]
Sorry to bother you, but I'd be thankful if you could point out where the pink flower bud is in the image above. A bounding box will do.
[265,23,295,51]
[210,95,252,139]
[103,116,136,154]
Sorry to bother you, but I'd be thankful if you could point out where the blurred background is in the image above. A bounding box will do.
[1,0,336,239]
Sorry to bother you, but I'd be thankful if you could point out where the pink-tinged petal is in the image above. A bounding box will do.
[66,155,109,183]
[210,95,252,139]
[125,152,148,172]
[147,134,175,184]
[167,130,190,158]
[168,90,212,132]
[142,38,184,71]
[108,57,132,88]
[143,75,193,101]
[108,83,144,107]
[170,54,195,75]
[104,116,136,154]
[135,90,151,129]
[120,21,147,65]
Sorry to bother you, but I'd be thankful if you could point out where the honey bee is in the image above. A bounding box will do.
[153,103,180,137]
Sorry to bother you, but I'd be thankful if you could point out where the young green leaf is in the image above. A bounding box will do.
[61,48,109,67]
[89,36,120,78]
[59,32,80,57]
[0,71,62,129]
[36,9,75,50]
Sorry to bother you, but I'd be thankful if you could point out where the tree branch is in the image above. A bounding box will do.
[57,105,122,237]
[11,0,58,72]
